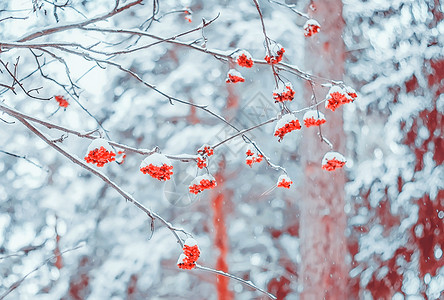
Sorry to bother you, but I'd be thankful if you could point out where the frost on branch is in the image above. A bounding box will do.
[273,82,295,103]
[277,174,292,189]
[234,50,254,68]
[177,238,201,270]
[140,153,173,181]
[325,86,356,111]
[245,144,263,167]
[321,151,346,171]
[265,44,285,64]
[274,113,301,142]
[225,69,245,83]
[55,95,69,108]
[189,174,217,194]
[303,110,326,127]
[303,19,321,37]
[84,138,116,167]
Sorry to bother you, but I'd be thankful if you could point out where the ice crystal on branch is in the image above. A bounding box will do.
[226,69,245,83]
[277,174,292,189]
[84,138,116,167]
[189,174,217,194]
[234,50,254,68]
[274,114,301,142]
[273,82,295,102]
[303,19,321,37]
[303,110,326,127]
[321,151,346,171]
[55,95,69,108]
[140,153,173,181]
[265,45,285,64]
[245,144,263,167]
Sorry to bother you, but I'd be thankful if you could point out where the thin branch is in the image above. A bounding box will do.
[10,115,188,247]
[195,264,277,300]
[17,0,143,42]
[0,244,83,300]
[0,149,47,170]
[267,0,310,19]
[0,102,197,162]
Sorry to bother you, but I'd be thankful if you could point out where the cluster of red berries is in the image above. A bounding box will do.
[304,19,321,37]
[303,110,327,128]
[189,174,217,194]
[325,86,357,111]
[55,95,69,108]
[226,69,245,83]
[265,47,285,64]
[245,145,263,167]
[322,151,346,171]
[277,174,292,189]
[273,83,295,102]
[140,153,173,181]
[274,114,301,142]
[177,238,200,270]
[84,139,116,167]
[197,157,207,169]
[235,50,254,68]
[184,8,192,23]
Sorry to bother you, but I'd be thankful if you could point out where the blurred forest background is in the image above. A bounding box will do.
[0,0,442,299]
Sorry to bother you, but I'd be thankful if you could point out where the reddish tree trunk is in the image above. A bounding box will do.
[300,0,348,298]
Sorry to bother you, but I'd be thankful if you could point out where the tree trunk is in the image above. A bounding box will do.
[300,0,348,299]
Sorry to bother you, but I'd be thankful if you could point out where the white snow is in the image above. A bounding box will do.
[303,19,321,29]
[277,174,291,183]
[234,50,252,60]
[303,110,326,121]
[190,174,216,186]
[275,113,298,131]
[140,153,172,168]
[322,151,346,165]
[184,238,198,247]
[87,138,113,153]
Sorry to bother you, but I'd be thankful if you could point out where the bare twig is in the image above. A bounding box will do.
[17,0,143,42]
[0,244,84,300]
[195,264,277,300]
[0,58,51,100]
[0,149,47,170]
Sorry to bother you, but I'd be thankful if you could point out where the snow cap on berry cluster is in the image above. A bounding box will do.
[277,174,292,189]
[322,151,346,171]
[274,113,301,142]
[84,138,116,167]
[303,19,321,37]
[303,110,326,127]
[265,43,285,64]
[140,153,172,168]
[189,174,217,194]
[234,50,254,68]
[87,138,113,153]
[325,86,356,111]
[273,82,295,102]
[226,69,245,83]
[140,153,173,181]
